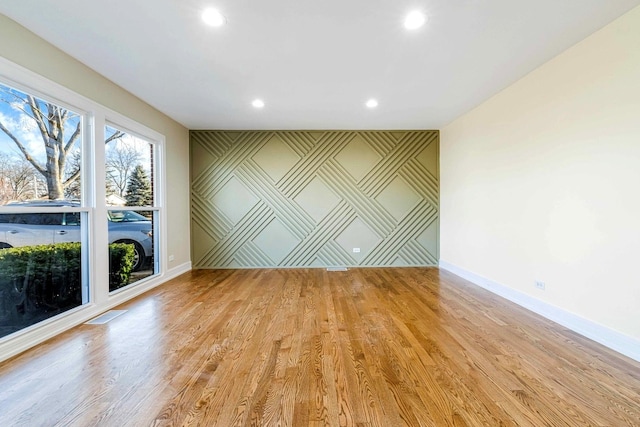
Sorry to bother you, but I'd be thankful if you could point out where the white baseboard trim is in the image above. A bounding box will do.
[439,260,640,363]
[164,261,193,281]
[0,261,192,363]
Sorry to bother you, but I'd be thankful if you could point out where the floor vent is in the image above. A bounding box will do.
[85,310,127,325]
[326,267,348,272]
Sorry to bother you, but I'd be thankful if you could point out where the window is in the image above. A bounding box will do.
[105,125,159,290]
[0,81,87,338]
[0,60,165,342]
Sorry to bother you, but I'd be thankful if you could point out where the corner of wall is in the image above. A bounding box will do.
[439,261,640,363]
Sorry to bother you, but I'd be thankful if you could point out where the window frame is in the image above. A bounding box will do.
[104,120,164,291]
[0,74,93,323]
[0,55,167,347]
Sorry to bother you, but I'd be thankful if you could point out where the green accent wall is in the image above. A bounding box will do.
[190,130,439,268]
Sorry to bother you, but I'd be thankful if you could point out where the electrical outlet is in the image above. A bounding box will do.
[169,254,175,262]
[535,280,545,290]
[352,248,360,253]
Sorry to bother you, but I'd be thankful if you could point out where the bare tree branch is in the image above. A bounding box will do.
[0,119,46,175]
[57,108,66,127]
[26,95,50,147]
[64,122,82,154]
[63,169,81,189]
[106,141,141,197]
[0,154,38,202]
[105,130,125,144]
[0,94,34,120]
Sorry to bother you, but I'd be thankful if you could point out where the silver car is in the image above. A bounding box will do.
[0,201,153,271]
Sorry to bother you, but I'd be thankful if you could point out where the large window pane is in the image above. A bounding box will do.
[0,81,87,338]
[105,125,157,290]
[0,82,82,204]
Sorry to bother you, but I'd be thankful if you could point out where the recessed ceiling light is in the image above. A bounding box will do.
[404,11,426,30]
[365,99,378,108]
[202,8,226,27]
[252,99,265,108]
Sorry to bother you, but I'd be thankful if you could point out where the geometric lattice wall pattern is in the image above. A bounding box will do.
[190,130,439,268]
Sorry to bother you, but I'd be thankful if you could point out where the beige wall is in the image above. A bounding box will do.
[441,6,640,343]
[191,130,439,268]
[0,14,191,268]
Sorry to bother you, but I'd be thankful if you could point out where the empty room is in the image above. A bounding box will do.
[0,1,639,426]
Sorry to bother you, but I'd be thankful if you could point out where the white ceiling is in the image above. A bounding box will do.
[1,1,639,130]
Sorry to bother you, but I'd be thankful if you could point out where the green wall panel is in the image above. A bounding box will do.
[190,130,439,268]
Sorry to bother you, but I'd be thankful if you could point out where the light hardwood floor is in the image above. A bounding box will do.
[0,268,639,426]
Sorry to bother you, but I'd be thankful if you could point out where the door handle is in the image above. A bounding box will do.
[57,231,68,235]
[8,230,18,234]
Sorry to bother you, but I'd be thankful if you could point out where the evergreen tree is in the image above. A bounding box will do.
[125,165,152,206]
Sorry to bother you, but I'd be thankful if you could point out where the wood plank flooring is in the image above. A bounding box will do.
[0,268,639,426]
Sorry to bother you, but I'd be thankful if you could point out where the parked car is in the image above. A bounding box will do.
[0,201,153,271]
